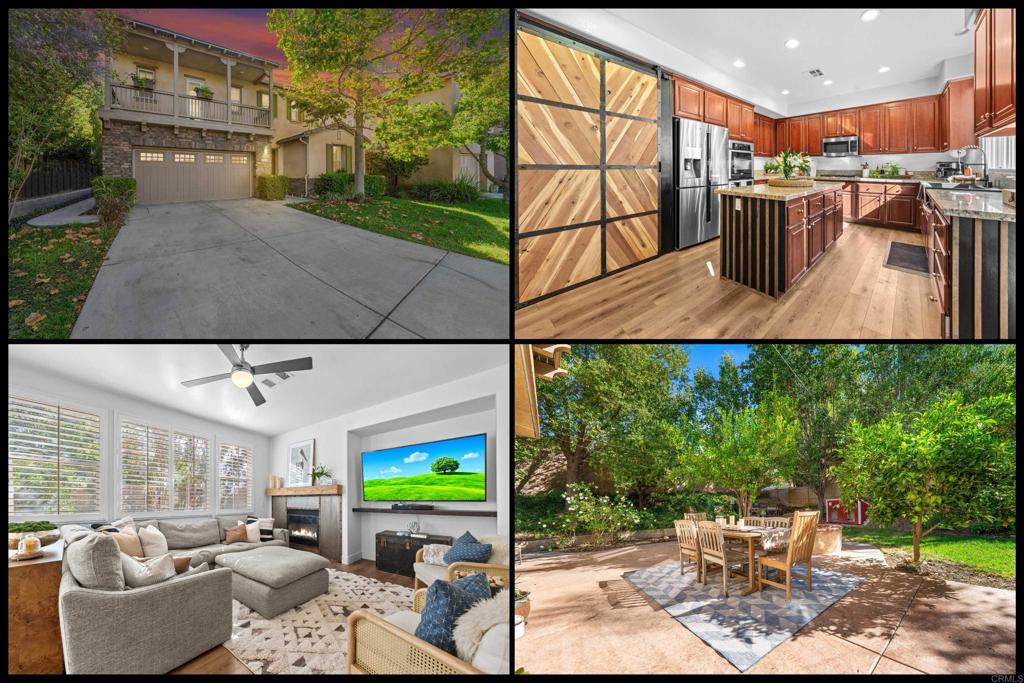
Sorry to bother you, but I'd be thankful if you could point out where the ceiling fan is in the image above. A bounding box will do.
[180,344,313,407]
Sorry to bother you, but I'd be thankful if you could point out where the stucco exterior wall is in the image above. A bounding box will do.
[281,140,307,178]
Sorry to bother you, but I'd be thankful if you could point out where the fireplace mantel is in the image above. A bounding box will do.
[266,484,343,496]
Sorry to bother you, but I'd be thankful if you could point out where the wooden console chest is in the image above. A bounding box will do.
[8,541,65,673]
[375,531,452,578]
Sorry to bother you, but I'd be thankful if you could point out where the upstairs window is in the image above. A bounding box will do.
[257,91,270,109]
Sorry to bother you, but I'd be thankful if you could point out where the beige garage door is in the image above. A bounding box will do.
[133,149,251,204]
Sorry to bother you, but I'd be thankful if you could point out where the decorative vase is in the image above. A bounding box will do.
[515,598,531,623]
[18,533,40,555]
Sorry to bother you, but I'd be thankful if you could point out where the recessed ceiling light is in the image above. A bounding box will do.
[823,80,833,86]
[860,9,880,22]
[781,89,790,95]
[877,66,891,73]
[733,59,745,68]
[785,39,800,49]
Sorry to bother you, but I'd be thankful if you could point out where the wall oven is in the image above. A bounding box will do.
[728,140,754,180]
[822,135,859,157]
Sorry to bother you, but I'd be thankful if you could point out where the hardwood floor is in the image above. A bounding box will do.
[170,559,414,675]
[516,221,942,339]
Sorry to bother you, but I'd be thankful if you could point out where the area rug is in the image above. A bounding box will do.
[623,561,863,672]
[884,241,929,275]
[223,569,414,674]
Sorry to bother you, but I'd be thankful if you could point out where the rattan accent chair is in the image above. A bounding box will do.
[757,510,819,602]
[413,535,510,591]
[347,588,483,674]
[673,519,702,580]
[695,521,759,596]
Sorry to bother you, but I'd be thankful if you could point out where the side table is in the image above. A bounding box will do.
[8,540,65,673]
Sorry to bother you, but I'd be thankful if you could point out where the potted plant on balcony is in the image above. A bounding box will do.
[766,148,813,187]
[130,73,155,90]
[193,84,214,100]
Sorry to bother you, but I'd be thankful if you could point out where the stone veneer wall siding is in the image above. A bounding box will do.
[287,177,308,197]
[101,120,273,179]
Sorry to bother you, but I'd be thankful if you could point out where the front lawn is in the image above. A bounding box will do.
[8,223,119,339]
[291,196,509,265]
[841,527,1016,578]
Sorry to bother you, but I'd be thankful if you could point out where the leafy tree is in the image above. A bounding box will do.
[365,145,428,195]
[8,9,121,221]
[690,351,748,431]
[430,456,460,474]
[832,392,1016,562]
[445,53,510,196]
[267,8,506,197]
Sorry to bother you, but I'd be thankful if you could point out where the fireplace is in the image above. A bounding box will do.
[287,509,320,550]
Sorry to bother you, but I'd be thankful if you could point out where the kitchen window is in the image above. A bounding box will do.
[218,443,253,511]
[980,136,1016,170]
[8,395,102,518]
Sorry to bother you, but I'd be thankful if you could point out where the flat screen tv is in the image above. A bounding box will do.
[361,433,486,502]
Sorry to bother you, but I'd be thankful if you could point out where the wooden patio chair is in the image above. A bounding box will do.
[673,519,703,581]
[760,516,793,529]
[757,510,819,602]
[683,512,707,522]
[695,521,759,597]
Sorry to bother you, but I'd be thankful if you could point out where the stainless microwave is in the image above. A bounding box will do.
[822,135,859,157]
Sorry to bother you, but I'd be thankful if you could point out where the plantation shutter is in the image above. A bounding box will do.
[8,396,101,516]
[343,145,353,172]
[326,144,334,173]
[173,433,209,511]
[120,421,171,513]
[218,443,254,511]
[273,93,279,120]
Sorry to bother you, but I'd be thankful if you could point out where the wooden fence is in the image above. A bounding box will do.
[20,159,100,199]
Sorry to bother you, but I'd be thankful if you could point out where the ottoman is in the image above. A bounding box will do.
[215,546,331,618]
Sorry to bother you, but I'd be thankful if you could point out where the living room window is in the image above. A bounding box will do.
[218,443,254,511]
[173,433,209,512]
[8,395,102,518]
[120,421,171,513]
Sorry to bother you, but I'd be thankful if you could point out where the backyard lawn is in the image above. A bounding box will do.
[841,527,1016,578]
[8,223,119,339]
[291,196,509,265]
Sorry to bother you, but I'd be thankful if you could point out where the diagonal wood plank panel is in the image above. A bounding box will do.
[517,226,602,302]
[518,100,601,165]
[605,62,658,119]
[606,116,659,165]
[518,169,601,233]
[517,30,601,108]
[606,213,659,272]
[606,168,658,219]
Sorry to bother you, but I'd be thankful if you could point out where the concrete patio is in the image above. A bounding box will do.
[515,540,1016,674]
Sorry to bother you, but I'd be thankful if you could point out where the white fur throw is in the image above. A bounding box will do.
[422,543,451,566]
[453,589,508,662]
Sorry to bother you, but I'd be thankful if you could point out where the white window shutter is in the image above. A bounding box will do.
[173,433,209,511]
[120,421,171,513]
[218,443,253,511]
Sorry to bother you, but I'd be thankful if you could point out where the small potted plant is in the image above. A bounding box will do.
[131,73,155,90]
[8,521,60,550]
[514,585,531,622]
[310,463,332,486]
[766,148,813,187]
[193,84,214,100]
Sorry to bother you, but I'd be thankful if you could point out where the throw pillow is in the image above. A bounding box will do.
[451,571,492,604]
[105,526,143,557]
[121,553,176,588]
[172,555,192,574]
[246,515,275,542]
[452,531,479,547]
[111,515,136,532]
[453,589,509,663]
[422,544,451,566]
[414,579,481,655]
[65,532,125,591]
[224,525,248,544]
[165,562,210,584]
[138,525,169,557]
[444,541,493,565]
[242,520,260,543]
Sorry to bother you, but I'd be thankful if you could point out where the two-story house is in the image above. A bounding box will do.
[99,18,280,204]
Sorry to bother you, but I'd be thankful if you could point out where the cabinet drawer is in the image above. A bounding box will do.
[857,182,884,194]
[887,183,918,196]
[823,191,835,208]
[786,200,806,226]
[808,194,824,216]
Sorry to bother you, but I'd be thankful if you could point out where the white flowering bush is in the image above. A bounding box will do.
[557,483,649,547]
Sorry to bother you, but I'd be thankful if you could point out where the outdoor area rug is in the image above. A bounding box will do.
[623,561,863,671]
[224,569,413,674]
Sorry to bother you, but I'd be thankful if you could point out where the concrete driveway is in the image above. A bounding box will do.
[71,199,508,339]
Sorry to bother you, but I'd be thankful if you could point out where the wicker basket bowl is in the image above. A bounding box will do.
[767,176,814,187]
[8,528,61,550]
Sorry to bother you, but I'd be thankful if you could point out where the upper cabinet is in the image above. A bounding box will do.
[882,101,911,153]
[672,75,751,133]
[839,109,860,136]
[726,99,754,141]
[859,105,883,153]
[804,114,823,156]
[789,117,806,154]
[704,90,729,127]
[673,77,703,120]
[975,8,1016,135]
[911,96,940,153]
[946,78,977,149]
[754,114,776,156]
[776,118,790,153]
[823,111,840,137]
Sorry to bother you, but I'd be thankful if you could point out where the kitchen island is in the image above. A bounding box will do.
[717,181,845,299]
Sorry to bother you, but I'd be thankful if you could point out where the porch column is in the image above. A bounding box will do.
[268,70,274,128]
[164,43,187,120]
[103,47,112,107]
[221,57,237,124]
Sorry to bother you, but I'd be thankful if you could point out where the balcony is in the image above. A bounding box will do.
[109,84,270,129]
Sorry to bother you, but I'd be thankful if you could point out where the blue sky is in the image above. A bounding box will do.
[685,344,751,378]
[362,434,485,479]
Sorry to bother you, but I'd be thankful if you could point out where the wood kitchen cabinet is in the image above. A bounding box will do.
[974,8,1015,134]
[704,89,729,127]
[824,111,840,137]
[886,196,916,227]
[787,217,808,288]
[859,105,883,153]
[776,118,790,153]
[805,114,823,156]
[974,8,992,132]
[726,99,753,140]
[882,101,911,153]
[938,86,950,150]
[945,77,976,149]
[673,77,704,120]
[911,95,940,152]
[788,117,806,155]
[839,108,859,136]
[754,114,774,156]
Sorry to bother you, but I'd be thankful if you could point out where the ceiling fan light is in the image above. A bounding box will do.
[231,368,254,388]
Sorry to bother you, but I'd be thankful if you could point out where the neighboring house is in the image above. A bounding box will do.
[98,18,281,204]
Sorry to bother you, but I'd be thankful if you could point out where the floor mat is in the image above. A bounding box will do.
[884,241,929,275]
[623,561,862,672]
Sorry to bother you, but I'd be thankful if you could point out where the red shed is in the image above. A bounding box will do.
[825,498,870,525]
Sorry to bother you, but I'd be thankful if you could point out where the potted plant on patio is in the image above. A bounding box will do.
[193,84,214,100]
[130,73,155,90]
[514,585,531,622]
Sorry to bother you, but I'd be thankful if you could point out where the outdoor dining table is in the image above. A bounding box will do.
[720,526,791,595]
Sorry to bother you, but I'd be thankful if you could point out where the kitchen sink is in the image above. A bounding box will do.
[926,181,999,192]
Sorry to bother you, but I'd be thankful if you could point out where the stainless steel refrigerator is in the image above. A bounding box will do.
[674,117,729,249]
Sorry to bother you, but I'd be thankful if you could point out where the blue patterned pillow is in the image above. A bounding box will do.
[443,540,492,564]
[451,571,491,604]
[414,579,479,654]
[452,531,479,546]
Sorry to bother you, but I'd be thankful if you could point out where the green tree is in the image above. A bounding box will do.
[8,9,121,221]
[267,8,506,197]
[832,392,1016,562]
[687,392,800,518]
[445,54,510,196]
[430,456,460,474]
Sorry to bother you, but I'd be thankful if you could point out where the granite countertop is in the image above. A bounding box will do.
[717,181,845,200]
[926,189,1016,222]
[813,175,922,184]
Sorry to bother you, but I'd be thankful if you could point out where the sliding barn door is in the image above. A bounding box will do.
[516,24,660,306]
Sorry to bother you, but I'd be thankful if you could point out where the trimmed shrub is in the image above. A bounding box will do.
[92,176,136,228]
[256,174,287,200]
[314,171,386,199]
[409,176,480,204]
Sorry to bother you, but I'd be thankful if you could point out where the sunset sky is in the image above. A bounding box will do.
[117,9,285,63]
